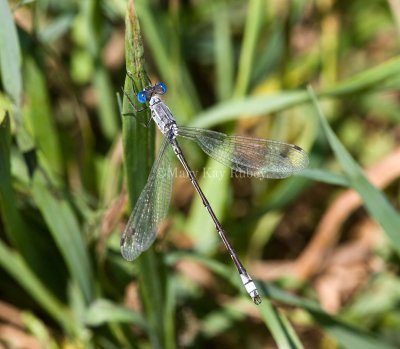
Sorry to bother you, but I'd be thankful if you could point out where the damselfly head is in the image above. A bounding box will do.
[137,82,167,103]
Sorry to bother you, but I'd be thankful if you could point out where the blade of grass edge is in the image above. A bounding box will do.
[166,252,304,349]
[84,299,147,329]
[169,248,398,348]
[308,86,400,253]
[0,0,22,109]
[262,283,397,349]
[24,58,63,175]
[0,0,34,153]
[134,0,200,118]
[123,2,173,349]
[234,0,264,97]
[0,114,41,262]
[32,172,94,304]
[0,240,71,331]
[168,252,395,348]
[259,299,304,349]
[191,56,400,129]
[0,113,70,331]
[213,2,234,101]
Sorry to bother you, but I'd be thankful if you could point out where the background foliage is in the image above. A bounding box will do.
[1,0,400,348]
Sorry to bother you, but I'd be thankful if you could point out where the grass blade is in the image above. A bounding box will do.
[0,0,34,153]
[24,58,63,174]
[234,0,265,97]
[190,91,308,128]
[94,67,119,140]
[321,56,400,96]
[262,283,397,349]
[201,306,247,338]
[201,298,303,349]
[258,298,304,349]
[123,5,154,204]
[122,2,173,348]
[213,2,234,101]
[85,299,147,328]
[0,240,70,331]
[0,0,22,108]
[0,113,69,328]
[308,86,400,253]
[300,168,350,187]
[185,159,230,253]
[0,113,27,247]
[32,173,94,303]
[191,57,400,129]
[167,251,304,348]
[0,113,49,269]
[171,250,396,349]
[134,0,200,118]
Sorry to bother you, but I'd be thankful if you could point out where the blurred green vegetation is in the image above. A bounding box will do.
[1,0,400,348]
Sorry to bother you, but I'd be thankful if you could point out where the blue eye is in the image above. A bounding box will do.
[137,91,147,103]
[156,82,167,94]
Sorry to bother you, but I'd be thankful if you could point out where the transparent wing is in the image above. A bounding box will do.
[121,138,173,261]
[177,126,308,178]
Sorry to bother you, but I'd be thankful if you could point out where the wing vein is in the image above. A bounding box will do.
[121,138,173,261]
[177,126,308,178]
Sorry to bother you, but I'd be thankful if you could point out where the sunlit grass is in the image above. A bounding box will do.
[0,0,399,348]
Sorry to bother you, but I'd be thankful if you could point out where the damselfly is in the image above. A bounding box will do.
[121,76,309,305]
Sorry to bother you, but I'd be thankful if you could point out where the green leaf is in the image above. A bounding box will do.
[258,298,304,349]
[0,114,46,267]
[38,14,75,43]
[94,67,119,140]
[262,283,397,349]
[201,305,246,338]
[213,2,234,101]
[134,0,200,120]
[308,87,400,253]
[321,56,400,97]
[201,297,302,349]
[0,114,24,245]
[169,251,395,348]
[300,168,350,187]
[185,158,231,253]
[0,0,34,152]
[343,273,400,325]
[191,57,400,129]
[85,299,147,328]
[0,0,22,108]
[122,3,173,349]
[165,251,233,280]
[24,58,63,174]
[190,91,308,128]
[167,252,304,348]
[0,115,68,329]
[0,240,70,330]
[32,172,94,303]
[234,0,265,97]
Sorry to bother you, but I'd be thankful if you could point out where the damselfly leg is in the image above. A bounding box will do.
[121,71,152,126]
